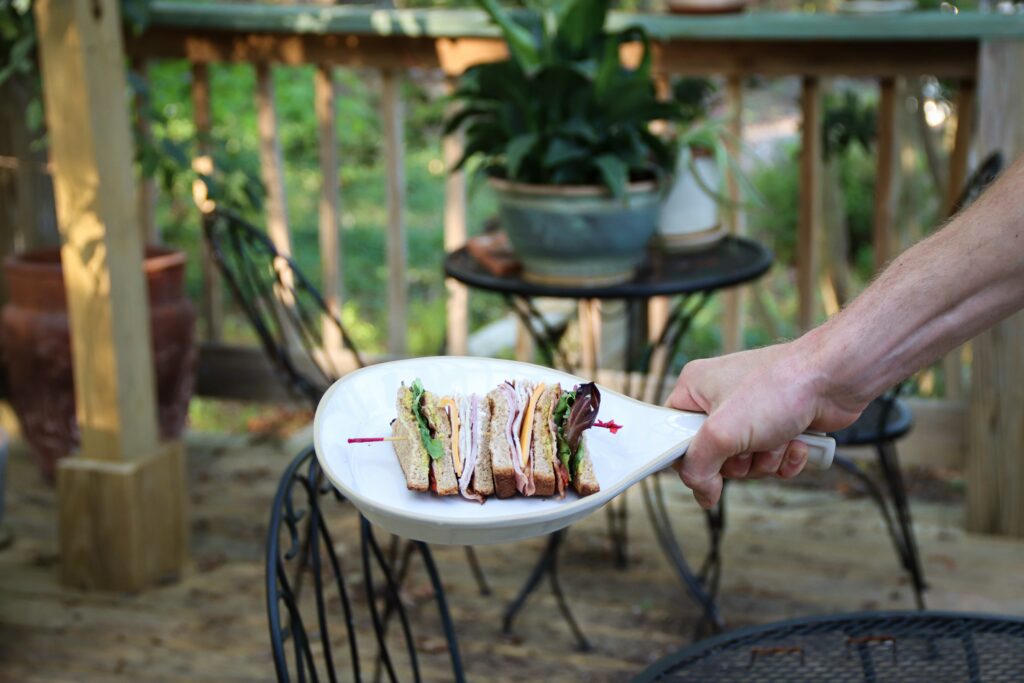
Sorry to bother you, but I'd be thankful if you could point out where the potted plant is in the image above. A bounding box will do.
[446,0,682,285]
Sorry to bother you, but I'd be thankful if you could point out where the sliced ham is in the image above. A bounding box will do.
[457,395,484,503]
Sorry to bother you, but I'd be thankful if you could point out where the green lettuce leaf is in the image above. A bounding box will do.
[554,389,576,479]
[410,378,445,461]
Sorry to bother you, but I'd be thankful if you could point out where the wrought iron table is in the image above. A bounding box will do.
[633,611,1024,682]
[445,236,773,646]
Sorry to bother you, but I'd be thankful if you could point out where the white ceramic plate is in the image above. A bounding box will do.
[313,357,834,546]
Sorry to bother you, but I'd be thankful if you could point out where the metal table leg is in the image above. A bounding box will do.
[502,529,591,651]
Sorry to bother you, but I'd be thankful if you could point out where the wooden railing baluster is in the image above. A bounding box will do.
[941,79,976,401]
[315,63,343,355]
[797,76,823,332]
[191,62,223,343]
[255,63,293,257]
[721,74,746,354]
[443,77,469,357]
[873,77,900,273]
[381,68,408,357]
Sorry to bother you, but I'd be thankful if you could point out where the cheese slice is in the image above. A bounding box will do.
[518,383,546,469]
[440,396,462,476]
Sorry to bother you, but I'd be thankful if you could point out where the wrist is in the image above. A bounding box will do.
[790,322,871,416]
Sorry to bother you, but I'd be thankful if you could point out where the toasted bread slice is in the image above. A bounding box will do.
[421,391,459,496]
[393,386,429,492]
[470,398,495,497]
[530,384,559,497]
[486,387,518,499]
[571,439,600,497]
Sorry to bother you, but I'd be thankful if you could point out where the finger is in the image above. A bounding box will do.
[666,382,702,412]
[674,469,723,510]
[721,453,753,479]
[776,440,809,479]
[750,444,787,476]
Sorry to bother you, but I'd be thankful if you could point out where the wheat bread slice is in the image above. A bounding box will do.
[421,391,459,496]
[571,439,600,497]
[392,386,429,492]
[486,387,518,499]
[470,398,495,497]
[529,384,559,496]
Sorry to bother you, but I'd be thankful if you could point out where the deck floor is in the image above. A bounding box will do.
[1,427,1023,682]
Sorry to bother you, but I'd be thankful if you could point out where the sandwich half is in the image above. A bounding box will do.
[439,393,494,503]
[552,382,601,497]
[391,380,459,495]
[486,386,520,498]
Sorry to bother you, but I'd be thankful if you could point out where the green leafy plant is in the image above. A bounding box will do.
[445,0,681,198]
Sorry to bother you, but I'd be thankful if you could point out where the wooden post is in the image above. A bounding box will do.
[315,64,343,354]
[34,0,187,590]
[255,63,293,257]
[721,75,745,353]
[443,77,469,357]
[873,78,900,272]
[191,62,223,342]
[942,80,976,401]
[381,69,407,357]
[797,77,823,332]
[967,42,1024,536]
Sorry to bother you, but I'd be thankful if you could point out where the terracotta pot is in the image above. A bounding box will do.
[1,247,196,482]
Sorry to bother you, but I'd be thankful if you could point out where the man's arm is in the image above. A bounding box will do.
[669,154,1024,509]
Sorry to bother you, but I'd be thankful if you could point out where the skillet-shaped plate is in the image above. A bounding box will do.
[313,357,834,545]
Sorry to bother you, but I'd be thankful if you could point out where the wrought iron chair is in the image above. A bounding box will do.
[204,209,486,679]
[267,446,465,681]
[827,150,1003,610]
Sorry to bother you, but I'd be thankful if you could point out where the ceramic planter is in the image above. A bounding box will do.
[658,151,725,252]
[489,177,662,285]
[1,247,196,482]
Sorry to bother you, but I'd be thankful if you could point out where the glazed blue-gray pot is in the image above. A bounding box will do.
[489,177,662,285]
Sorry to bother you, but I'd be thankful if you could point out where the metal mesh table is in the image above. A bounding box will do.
[633,611,1024,682]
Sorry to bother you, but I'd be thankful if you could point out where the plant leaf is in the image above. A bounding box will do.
[506,132,538,178]
[592,154,627,198]
[476,0,541,72]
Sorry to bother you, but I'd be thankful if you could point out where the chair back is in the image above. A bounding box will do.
[204,210,363,407]
[267,448,447,682]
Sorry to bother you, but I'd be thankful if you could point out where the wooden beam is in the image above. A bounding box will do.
[873,78,900,272]
[721,75,745,354]
[381,69,407,356]
[797,76,823,332]
[34,0,187,590]
[315,64,343,355]
[967,41,1024,537]
[191,62,223,343]
[443,78,469,357]
[255,62,292,256]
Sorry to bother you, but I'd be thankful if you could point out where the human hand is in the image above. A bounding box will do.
[666,340,865,509]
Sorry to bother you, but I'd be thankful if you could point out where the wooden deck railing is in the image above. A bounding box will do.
[122,5,1024,478]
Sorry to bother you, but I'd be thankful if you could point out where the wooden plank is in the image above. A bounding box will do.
[797,76,823,332]
[942,79,976,401]
[443,78,469,356]
[578,299,601,379]
[514,319,534,363]
[34,0,186,591]
[130,58,158,244]
[126,28,982,79]
[190,61,223,343]
[381,69,407,356]
[315,63,343,354]
[34,0,159,463]
[967,41,1024,537]
[873,77,900,272]
[255,62,292,256]
[721,75,745,354]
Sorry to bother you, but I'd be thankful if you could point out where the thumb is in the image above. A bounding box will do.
[676,413,737,509]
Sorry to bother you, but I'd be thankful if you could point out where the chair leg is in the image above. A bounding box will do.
[463,546,492,596]
[876,441,927,609]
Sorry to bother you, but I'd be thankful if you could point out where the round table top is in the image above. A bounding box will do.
[444,236,773,300]
[633,610,1024,683]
